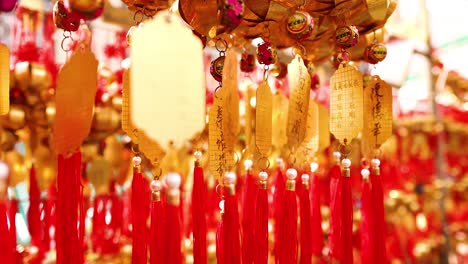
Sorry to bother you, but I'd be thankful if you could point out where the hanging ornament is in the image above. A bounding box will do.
[254,170,269,264]
[65,0,104,20]
[53,0,80,32]
[150,175,164,264]
[257,41,277,66]
[365,43,387,64]
[221,171,241,264]
[278,168,298,263]
[210,55,226,82]
[219,0,244,32]
[286,10,314,40]
[255,80,273,159]
[222,48,240,148]
[335,25,359,49]
[0,0,17,12]
[0,43,9,115]
[240,52,255,73]
[192,151,207,264]
[165,173,183,264]
[272,92,288,149]
[302,99,319,157]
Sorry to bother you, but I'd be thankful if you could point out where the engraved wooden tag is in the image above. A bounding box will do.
[363,75,393,148]
[132,11,205,149]
[223,49,240,148]
[53,47,97,155]
[302,99,319,155]
[272,92,288,149]
[209,88,234,182]
[366,0,388,21]
[0,44,9,115]
[317,103,330,152]
[330,63,363,144]
[122,69,165,162]
[287,55,311,149]
[255,80,273,157]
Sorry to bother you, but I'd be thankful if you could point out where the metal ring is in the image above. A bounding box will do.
[215,184,224,199]
[133,9,144,24]
[63,31,72,38]
[131,144,139,154]
[257,157,270,171]
[215,39,228,52]
[214,85,222,99]
[152,167,162,179]
[61,37,72,52]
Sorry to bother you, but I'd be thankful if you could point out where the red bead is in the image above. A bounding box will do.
[257,42,277,65]
[210,56,225,82]
[335,25,359,49]
[365,43,387,64]
[53,1,81,32]
[0,0,16,12]
[240,53,255,73]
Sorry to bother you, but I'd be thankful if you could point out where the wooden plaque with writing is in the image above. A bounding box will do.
[255,80,273,157]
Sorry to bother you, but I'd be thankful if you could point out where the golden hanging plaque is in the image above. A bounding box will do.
[272,91,288,149]
[317,103,330,152]
[302,99,319,155]
[363,75,393,149]
[209,88,234,182]
[132,11,205,149]
[223,49,240,148]
[0,44,9,115]
[255,80,273,157]
[122,69,165,162]
[366,0,388,21]
[329,63,363,144]
[287,55,311,150]
[52,47,97,155]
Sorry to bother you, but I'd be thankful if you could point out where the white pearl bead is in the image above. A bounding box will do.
[166,173,182,189]
[150,180,162,192]
[301,173,309,182]
[371,158,380,167]
[341,158,351,168]
[223,171,236,185]
[194,151,202,160]
[258,171,268,181]
[133,156,142,166]
[244,159,253,169]
[286,168,297,180]
[310,162,319,173]
[219,200,225,211]
[361,168,370,178]
[0,162,9,180]
[333,151,341,160]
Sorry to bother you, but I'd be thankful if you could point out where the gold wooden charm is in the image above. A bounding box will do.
[255,80,273,157]
[132,11,205,149]
[366,0,388,21]
[209,88,234,182]
[302,99,319,156]
[223,49,240,148]
[0,44,9,115]
[363,75,393,149]
[272,92,288,149]
[330,63,363,144]
[122,69,165,162]
[287,55,311,149]
[52,47,97,155]
[317,103,330,152]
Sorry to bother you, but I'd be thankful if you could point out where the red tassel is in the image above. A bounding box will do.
[311,172,324,258]
[328,157,342,261]
[216,216,225,264]
[150,198,165,264]
[91,194,120,255]
[341,159,353,264]
[131,158,148,264]
[299,174,312,264]
[56,152,84,264]
[272,161,285,260]
[192,157,207,264]
[254,171,269,264]
[278,168,298,264]
[28,165,41,248]
[223,172,241,264]
[360,169,373,264]
[0,200,16,264]
[371,159,387,263]
[242,166,257,264]
[165,173,183,264]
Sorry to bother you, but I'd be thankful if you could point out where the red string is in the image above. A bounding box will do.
[192,165,207,264]
[272,168,285,260]
[150,200,165,264]
[299,179,312,264]
[328,165,342,261]
[28,165,41,247]
[341,175,353,264]
[253,185,268,264]
[56,152,83,264]
[131,169,148,264]
[311,173,324,257]
[360,177,374,264]
[165,203,182,264]
[278,189,298,264]
[242,170,257,264]
[223,192,241,264]
[371,169,387,263]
